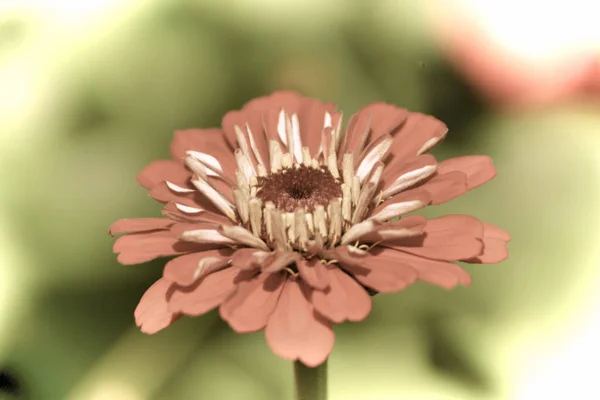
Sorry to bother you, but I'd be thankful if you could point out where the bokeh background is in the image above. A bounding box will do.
[1,0,600,399]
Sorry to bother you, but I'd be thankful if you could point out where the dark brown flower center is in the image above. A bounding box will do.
[256,165,342,212]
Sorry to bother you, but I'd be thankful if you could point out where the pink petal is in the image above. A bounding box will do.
[369,187,431,219]
[353,251,418,293]
[360,215,427,243]
[109,218,174,236]
[417,171,468,205]
[339,112,370,156]
[481,221,511,241]
[312,268,372,323]
[298,100,339,156]
[222,111,270,168]
[462,222,510,264]
[231,248,272,271]
[169,221,223,236]
[387,215,484,261]
[265,279,335,367]
[220,271,286,333]
[296,258,329,290]
[148,181,191,203]
[380,249,471,289]
[163,248,235,286]
[243,91,302,112]
[113,230,205,265]
[162,202,232,226]
[328,246,417,293]
[438,155,497,190]
[381,154,438,194]
[134,278,178,334]
[168,267,246,316]
[150,181,227,214]
[354,102,410,143]
[170,129,237,179]
[263,251,303,272]
[237,91,339,156]
[386,112,448,165]
[137,160,190,190]
[263,108,286,144]
[207,176,235,204]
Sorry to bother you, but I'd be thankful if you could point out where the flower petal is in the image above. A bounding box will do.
[359,215,428,243]
[377,248,472,289]
[381,154,438,199]
[356,134,393,182]
[353,102,410,143]
[179,228,238,246]
[339,112,370,156]
[170,129,236,179]
[327,246,417,293]
[113,230,205,265]
[265,279,335,367]
[231,248,272,271]
[163,248,235,286]
[312,268,372,323]
[109,218,174,236]
[168,267,245,316]
[296,258,329,290]
[263,251,302,272]
[137,160,190,190]
[190,177,237,222]
[438,155,497,190]
[462,222,510,264]
[237,91,338,157]
[222,111,270,169]
[169,222,226,236]
[134,278,178,334]
[162,202,233,226]
[417,171,468,205]
[218,225,270,251]
[386,214,483,260]
[369,188,431,222]
[220,271,286,333]
[297,99,339,156]
[386,112,448,166]
[149,181,226,215]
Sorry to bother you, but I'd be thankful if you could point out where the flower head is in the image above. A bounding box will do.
[110,91,510,366]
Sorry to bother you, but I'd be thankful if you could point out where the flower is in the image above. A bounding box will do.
[428,1,600,107]
[109,91,510,367]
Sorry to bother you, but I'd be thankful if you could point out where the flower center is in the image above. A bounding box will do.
[256,165,342,212]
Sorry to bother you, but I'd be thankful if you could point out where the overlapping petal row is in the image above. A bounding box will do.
[110,91,510,366]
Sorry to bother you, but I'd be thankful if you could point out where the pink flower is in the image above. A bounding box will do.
[109,92,510,366]
[428,2,600,107]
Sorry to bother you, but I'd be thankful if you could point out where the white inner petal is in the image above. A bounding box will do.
[166,181,195,193]
[324,111,333,128]
[277,108,288,145]
[193,257,230,281]
[341,220,375,245]
[291,113,303,163]
[417,131,447,155]
[180,229,238,245]
[382,164,437,200]
[235,149,256,177]
[174,203,203,214]
[220,225,270,251]
[187,151,223,177]
[356,138,393,182]
[191,178,237,222]
[369,200,424,222]
[245,123,266,167]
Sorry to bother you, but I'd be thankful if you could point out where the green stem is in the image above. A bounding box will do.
[294,359,328,400]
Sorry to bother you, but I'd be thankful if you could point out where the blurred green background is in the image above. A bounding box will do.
[1,1,600,399]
